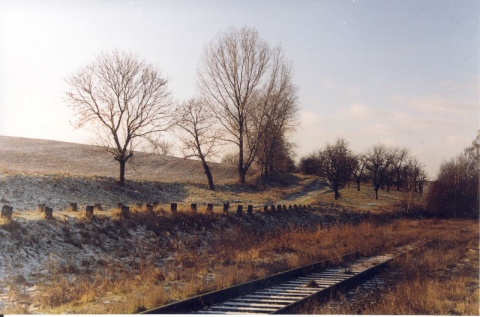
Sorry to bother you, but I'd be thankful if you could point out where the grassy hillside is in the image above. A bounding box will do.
[0,136,324,211]
[0,136,237,183]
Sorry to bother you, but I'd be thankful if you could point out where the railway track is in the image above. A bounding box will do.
[142,241,428,314]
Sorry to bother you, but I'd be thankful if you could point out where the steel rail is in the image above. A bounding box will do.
[141,241,429,314]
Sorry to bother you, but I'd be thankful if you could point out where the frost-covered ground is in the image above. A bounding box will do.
[0,211,168,313]
[0,204,355,313]
[0,172,187,211]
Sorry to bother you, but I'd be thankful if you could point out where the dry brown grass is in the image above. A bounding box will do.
[32,216,478,314]
[306,219,479,315]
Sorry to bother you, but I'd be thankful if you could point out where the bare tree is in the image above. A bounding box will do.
[261,135,296,174]
[221,152,239,166]
[427,152,478,218]
[65,50,173,186]
[147,138,174,156]
[364,144,394,199]
[254,48,298,178]
[176,98,219,190]
[318,139,357,200]
[427,132,479,218]
[403,156,421,193]
[391,147,410,191]
[352,154,366,191]
[299,152,322,175]
[198,26,296,183]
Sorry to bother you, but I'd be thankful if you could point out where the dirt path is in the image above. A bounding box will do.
[280,179,328,205]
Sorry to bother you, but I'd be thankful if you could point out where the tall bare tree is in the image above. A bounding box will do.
[65,50,173,186]
[176,98,219,190]
[254,48,298,178]
[198,26,296,183]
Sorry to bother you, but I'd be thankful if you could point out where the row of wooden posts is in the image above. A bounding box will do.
[1,202,312,220]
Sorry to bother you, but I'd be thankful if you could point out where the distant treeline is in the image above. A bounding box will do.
[297,139,427,201]
[425,132,479,219]
[297,133,479,219]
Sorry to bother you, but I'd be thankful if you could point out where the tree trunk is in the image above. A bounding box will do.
[119,159,126,187]
[334,188,340,200]
[202,160,215,190]
[238,122,246,184]
[263,163,269,178]
[374,187,379,200]
[356,179,361,191]
[239,170,246,184]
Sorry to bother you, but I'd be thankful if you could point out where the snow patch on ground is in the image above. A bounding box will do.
[0,211,169,313]
[0,172,186,211]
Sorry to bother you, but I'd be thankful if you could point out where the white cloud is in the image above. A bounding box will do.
[341,103,369,119]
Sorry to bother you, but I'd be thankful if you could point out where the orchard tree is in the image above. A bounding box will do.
[391,147,410,191]
[198,26,297,183]
[403,156,422,193]
[364,144,394,199]
[318,139,357,200]
[352,154,366,191]
[66,50,173,186]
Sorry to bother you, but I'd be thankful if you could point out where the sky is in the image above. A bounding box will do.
[0,0,478,178]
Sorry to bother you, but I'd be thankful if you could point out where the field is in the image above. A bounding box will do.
[0,136,478,314]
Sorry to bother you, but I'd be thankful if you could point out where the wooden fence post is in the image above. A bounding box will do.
[1,205,13,219]
[94,203,103,211]
[121,205,130,218]
[223,202,230,213]
[264,205,268,213]
[236,205,243,216]
[85,205,94,220]
[191,203,197,213]
[170,203,177,213]
[207,203,214,213]
[247,205,253,214]
[146,203,154,213]
[68,203,78,212]
[44,206,53,220]
[270,205,275,212]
